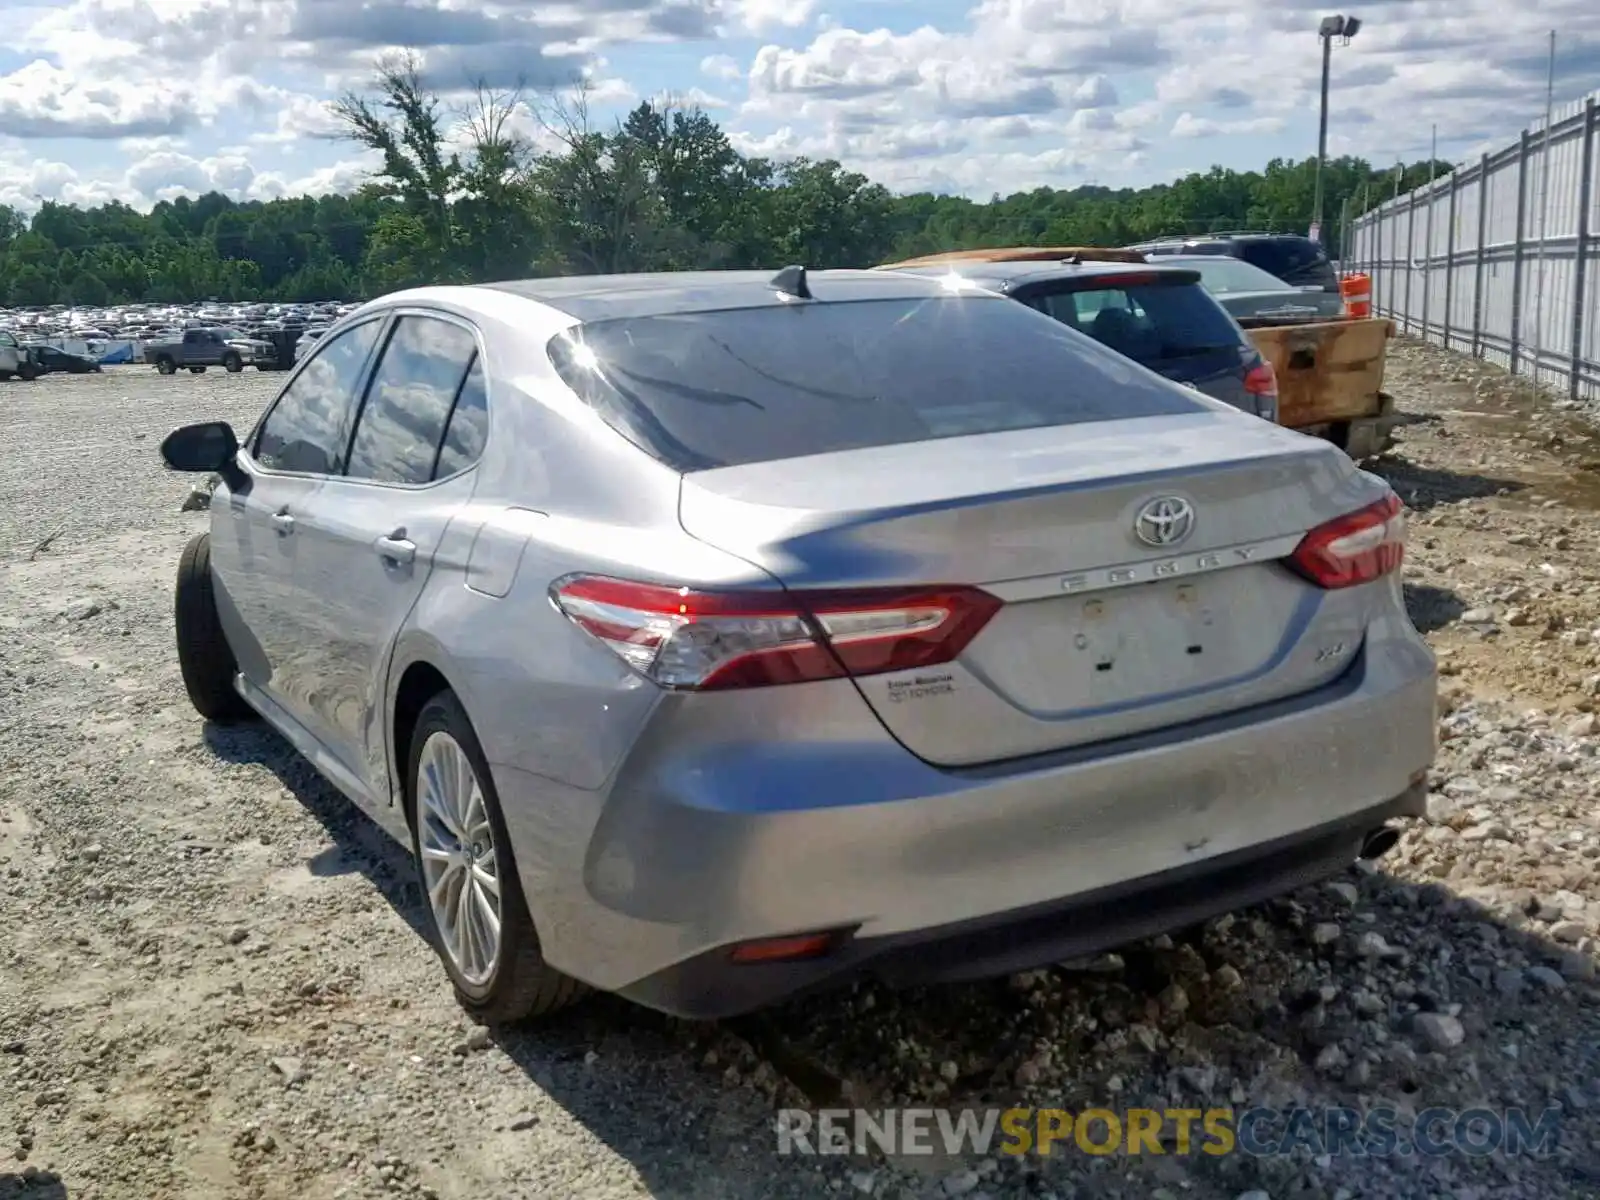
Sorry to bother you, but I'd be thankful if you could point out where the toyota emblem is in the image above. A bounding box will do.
[1133,496,1196,547]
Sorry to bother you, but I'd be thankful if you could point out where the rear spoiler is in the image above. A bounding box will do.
[876,246,1150,269]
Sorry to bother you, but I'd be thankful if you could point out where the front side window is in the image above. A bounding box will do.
[346,315,479,485]
[255,318,383,475]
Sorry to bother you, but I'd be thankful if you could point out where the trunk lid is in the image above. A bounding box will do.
[678,412,1389,766]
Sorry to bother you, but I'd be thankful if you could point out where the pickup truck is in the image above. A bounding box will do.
[145,327,277,375]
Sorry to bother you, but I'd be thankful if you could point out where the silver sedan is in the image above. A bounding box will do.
[159,267,1436,1023]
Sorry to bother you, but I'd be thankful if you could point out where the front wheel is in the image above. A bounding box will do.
[173,533,252,723]
[408,691,586,1024]
[222,352,243,373]
[16,361,38,381]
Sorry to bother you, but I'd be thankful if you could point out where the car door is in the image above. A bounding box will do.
[289,310,488,796]
[208,316,387,732]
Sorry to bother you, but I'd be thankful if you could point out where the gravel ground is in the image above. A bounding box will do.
[2,343,1600,1200]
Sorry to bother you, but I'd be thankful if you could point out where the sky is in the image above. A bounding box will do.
[0,0,1594,214]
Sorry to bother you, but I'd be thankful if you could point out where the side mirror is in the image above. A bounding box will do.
[161,421,239,473]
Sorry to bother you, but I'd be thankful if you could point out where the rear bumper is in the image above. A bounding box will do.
[621,784,1423,1019]
[492,610,1435,1016]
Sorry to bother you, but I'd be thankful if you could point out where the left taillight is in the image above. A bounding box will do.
[549,575,1002,691]
[1288,492,1406,589]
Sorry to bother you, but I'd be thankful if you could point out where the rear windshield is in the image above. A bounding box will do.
[1181,258,1293,295]
[1022,280,1244,367]
[548,296,1206,471]
[1239,239,1331,284]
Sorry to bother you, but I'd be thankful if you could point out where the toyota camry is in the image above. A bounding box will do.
[158,266,1436,1023]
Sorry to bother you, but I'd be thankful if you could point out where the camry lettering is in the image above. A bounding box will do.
[1059,543,1283,593]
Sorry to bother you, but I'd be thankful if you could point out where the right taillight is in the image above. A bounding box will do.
[1288,492,1406,588]
[549,575,1002,691]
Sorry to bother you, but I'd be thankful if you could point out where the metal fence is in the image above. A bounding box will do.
[1347,91,1600,403]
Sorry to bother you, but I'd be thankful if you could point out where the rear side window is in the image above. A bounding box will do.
[548,297,1204,472]
[1025,282,1244,365]
[434,355,488,479]
[346,315,479,485]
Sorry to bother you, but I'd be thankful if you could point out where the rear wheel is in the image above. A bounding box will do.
[174,533,252,723]
[155,357,176,375]
[16,361,38,381]
[407,691,586,1024]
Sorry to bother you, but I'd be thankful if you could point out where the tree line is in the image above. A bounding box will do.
[0,57,1449,309]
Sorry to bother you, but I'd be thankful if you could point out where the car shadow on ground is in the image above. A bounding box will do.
[0,1173,68,1199]
[1403,582,1468,633]
[200,719,783,1196]
[1368,454,1527,512]
[200,721,1600,1198]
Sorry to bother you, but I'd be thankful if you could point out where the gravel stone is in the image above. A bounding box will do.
[2,342,1600,1199]
[1413,1013,1467,1051]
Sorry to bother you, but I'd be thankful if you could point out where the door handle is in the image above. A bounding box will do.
[377,534,417,566]
[271,510,294,535]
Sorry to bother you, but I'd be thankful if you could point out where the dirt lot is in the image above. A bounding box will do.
[2,343,1600,1200]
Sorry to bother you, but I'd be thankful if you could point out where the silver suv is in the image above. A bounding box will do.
[160,270,1436,1023]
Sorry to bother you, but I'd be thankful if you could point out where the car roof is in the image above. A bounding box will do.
[1157,254,1275,268]
[878,246,1148,268]
[1132,232,1313,247]
[478,268,981,322]
[888,259,1199,291]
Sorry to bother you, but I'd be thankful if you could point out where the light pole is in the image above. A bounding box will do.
[1312,13,1361,248]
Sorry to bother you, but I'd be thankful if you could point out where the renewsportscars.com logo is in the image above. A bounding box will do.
[776,1106,1563,1159]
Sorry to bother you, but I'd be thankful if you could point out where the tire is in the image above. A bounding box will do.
[174,532,252,723]
[16,361,38,381]
[155,357,176,375]
[222,352,243,373]
[407,690,587,1024]
[0,371,11,381]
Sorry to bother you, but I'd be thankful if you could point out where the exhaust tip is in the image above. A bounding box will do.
[1358,825,1401,860]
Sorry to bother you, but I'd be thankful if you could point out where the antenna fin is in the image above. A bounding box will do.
[770,265,812,299]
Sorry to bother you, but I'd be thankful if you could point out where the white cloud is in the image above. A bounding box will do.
[726,0,818,36]
[0,0,1593,209]
[700,53,743,82]
[1170,112,1286,139]
[0,59,198,138]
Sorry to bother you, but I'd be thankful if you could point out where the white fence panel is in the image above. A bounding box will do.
[1350,92,1600,402]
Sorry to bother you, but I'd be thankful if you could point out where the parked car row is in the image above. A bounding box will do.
[0,329,103,381]
[159,255,1436,1028]
[0,297,354,347]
